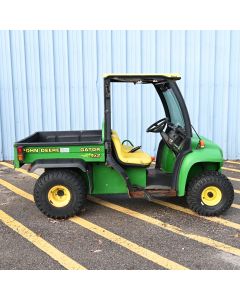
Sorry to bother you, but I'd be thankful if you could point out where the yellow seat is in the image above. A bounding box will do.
[111,130,152,166]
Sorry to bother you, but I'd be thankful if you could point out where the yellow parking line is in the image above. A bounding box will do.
[150,199,240,230]
[89,196,240,257]
[226,160,240,165]
[0,178,187,270]
[2,162,240,197]
[0,162,39,179]
[2,163,240,255]
[2,161,240,221]
[0,178,34,201]
[232,203,240,209]
[228,177,240,182]
[2,161,240,216]
[71,216,187,270]
[222,167,240,173]
[0,210,86,270]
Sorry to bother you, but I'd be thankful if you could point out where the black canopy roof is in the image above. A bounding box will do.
[103,73,181,83]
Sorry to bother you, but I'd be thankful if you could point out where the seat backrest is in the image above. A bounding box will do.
[111,130,122,155]
[111,130,151,167]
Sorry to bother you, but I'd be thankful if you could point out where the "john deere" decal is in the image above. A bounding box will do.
[24,148,60,153]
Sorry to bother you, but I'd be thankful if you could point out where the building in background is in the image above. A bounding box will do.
[0,30,240,160]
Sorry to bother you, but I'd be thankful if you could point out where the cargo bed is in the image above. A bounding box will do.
[15,130,103,146]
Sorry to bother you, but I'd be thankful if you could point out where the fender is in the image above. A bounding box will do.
[29,158,93,193]
[177,143,223,197]
[29,158,87,172]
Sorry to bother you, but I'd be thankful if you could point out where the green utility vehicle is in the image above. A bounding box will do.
[14,74,234,219]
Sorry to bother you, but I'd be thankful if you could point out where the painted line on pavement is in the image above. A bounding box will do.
[2,163,240,265]
[222,167,240,173]
[1,163,240,229]
[228,177,240,182]
[0,209,86,270]
[0,162,39,179]
[0,178,34,201]
[150,199,240,230]
[70,216,187,270]
[232,203,240,209]
[2,162,240,196]
[0,178,187,270]
[225,161,240,165]
[88,196,240,258]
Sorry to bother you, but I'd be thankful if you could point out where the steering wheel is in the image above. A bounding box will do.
[146,118,168,133]
[147,117,175,150]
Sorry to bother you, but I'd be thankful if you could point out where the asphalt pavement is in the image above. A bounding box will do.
[0,160,240,270]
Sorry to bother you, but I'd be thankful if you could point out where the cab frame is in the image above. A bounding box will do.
[103,74,192,195]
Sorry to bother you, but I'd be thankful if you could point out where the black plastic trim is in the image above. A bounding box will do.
[155,139,165,169]
[105,74,181,82]
[171,147,192,191]
[29,158,87,173]
[106,155,133,191]
[15,130,102,146]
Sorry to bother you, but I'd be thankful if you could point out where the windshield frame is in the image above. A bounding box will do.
[162,88,185,128]
[154,80,192,137]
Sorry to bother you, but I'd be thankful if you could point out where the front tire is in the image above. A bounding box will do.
[186,171,234,216]
[34,169,86,219]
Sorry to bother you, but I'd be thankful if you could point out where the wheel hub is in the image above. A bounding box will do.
[48,185,71,207]
[201,186,222,206]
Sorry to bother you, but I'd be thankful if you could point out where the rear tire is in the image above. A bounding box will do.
[34,169,86,219]
[186,171,234,216]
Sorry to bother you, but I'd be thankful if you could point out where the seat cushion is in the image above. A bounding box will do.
[111,130,152,166]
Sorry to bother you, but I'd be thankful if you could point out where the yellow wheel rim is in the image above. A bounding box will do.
[201,186,222,206]
[48,185,71,208]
